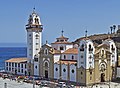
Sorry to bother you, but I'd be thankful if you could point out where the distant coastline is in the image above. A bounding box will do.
[0,43,27,47]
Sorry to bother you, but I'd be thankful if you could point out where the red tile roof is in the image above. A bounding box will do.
[5,58,28,63]
[56,60,77,65]
[62,48,78,54]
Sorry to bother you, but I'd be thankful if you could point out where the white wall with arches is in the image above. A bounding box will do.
[61,54,77,60]
[70,64,76,82]
[61,64,68,80]
[54,63,60,79]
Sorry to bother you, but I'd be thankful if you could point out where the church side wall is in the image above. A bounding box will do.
[70,64,76,82]
[61,64,68,80]
[117,67,120,77]
[54,64,60,79]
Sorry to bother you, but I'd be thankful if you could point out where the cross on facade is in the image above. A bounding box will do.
[33,7,35,10]
[33,7,36,13]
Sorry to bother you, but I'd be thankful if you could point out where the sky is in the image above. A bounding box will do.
[0,0,120,46]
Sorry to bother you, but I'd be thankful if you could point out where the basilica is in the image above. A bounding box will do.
[5,9,118,86]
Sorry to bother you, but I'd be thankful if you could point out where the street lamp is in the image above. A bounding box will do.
[33,77,35,88]
[4,83,7,88]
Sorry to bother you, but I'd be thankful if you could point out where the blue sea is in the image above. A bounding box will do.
[0,47,27,70]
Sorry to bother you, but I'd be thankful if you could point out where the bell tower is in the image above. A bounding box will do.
[26,8,43,76]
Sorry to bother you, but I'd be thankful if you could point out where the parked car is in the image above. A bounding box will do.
[57,82,66,87]
[40,80,48,86]
[67,84,75,88]
[34,76,41,80]
[0,73,3,77]
[35,80,40,85]
[62,83,67,88]
[23,78,29,82]
[2,74,8,79]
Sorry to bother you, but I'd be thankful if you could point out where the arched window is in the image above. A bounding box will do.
[90,72,92,75]
[34,55,38,62]
[35,18,39,24]
[81,72,83,75]
[29,15,33,24]
[111,45,115,51]
[35,18,37,23]
[89,44,93,51]
[45,49,48,55]
[44,48,48,55]
[99,63,106,72]
[35,34,39,37]
[72,55,74,60]
[80,44,84,51]
[45,62,48,67]
[44,60,49,68]
[60,46,64,50]
[36,18,39,24]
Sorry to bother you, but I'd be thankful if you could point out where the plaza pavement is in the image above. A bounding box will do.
[0,78,41,88]
[84,82,120,88]
[1,77,120,88]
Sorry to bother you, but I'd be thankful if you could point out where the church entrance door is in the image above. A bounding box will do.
[101,73,105,82]
[45,70,48,78]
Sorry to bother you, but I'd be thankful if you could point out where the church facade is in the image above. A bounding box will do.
[5,9,117,86]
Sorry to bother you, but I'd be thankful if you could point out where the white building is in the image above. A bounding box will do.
[26,9,43,76]
[53,36,117,85]
[5,58,27,75]
[4,9,118,86]
[5,9,43,76]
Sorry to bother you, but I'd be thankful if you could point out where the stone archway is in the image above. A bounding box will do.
[101,73,105,82]
[43,61,49,78]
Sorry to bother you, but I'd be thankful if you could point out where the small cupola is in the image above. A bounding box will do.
[56,30,69,42]
[27,8,42,25]
[26,8,43,32]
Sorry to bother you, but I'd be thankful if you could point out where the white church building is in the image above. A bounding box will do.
[5,9,118,85]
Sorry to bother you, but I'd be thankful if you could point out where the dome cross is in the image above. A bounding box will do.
[61,30,64,36]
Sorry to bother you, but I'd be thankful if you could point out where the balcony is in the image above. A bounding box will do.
[26,25,43,30]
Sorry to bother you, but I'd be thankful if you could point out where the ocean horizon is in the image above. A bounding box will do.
[0,46,27,70]
[0,43,27,47]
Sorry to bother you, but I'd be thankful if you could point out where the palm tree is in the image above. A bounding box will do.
[110,26,113,34]
[113,25,116,33]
